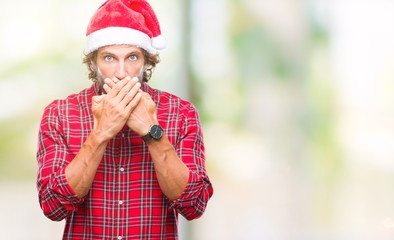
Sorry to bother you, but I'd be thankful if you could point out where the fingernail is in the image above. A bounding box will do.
[126,76,131,80]
[104,78,110,83]
[103,84,109,89]
[132,77,139,82]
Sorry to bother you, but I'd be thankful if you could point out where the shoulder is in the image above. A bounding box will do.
[41,85,94,119]
[43,85,94,111]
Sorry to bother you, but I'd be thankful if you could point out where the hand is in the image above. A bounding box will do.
[103,78,158,136]
[91,77,142,141]
[127,92,158,136]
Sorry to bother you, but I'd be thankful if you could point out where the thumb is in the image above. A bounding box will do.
[92,95,105,110]
[92,95,105,104]
[94,94,105,101]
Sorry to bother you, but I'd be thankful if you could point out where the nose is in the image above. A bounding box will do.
[114,61,128,80]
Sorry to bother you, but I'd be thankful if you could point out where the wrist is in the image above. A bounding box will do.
[90,128,112,145]
[145,132,169,147]
[142,123,163,143]
[129,118,159,137]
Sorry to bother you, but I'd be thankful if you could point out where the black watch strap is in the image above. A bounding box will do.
[142,133,153,142]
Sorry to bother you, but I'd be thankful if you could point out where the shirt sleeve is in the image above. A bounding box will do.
[36,101,85,221]
[168,104,214,220]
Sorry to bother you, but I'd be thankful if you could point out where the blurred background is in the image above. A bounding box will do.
[1,0,394,239]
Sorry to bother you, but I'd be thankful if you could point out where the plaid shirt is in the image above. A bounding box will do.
[36,82,213,240]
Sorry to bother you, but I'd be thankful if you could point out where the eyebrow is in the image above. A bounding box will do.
[99,50,143,56]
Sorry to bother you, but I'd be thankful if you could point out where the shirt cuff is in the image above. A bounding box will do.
[51,168,86,211]
[168,171,201,209]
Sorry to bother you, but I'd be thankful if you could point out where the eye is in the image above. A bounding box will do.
[128,55,137,61]
[105,56,113,61]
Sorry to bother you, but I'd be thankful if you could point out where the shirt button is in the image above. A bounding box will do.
[122,133,125,138]
[120,167,125,172]
[119,200,123,205]
[118,236,123,240]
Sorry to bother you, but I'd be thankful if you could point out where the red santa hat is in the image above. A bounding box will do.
[85,0,166,55]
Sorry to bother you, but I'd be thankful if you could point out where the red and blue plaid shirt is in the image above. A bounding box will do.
[36,82,213,239]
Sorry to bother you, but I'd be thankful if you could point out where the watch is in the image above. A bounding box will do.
[142,124,164,142]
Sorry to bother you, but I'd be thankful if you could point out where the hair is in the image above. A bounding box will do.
[82,47,160,83]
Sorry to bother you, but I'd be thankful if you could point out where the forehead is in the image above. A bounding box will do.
[97,44,144,55]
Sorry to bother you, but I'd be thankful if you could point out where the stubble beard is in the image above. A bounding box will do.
[96,67,105,91]
[96,66,145,94]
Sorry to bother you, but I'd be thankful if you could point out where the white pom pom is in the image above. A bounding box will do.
[152,35,166,50]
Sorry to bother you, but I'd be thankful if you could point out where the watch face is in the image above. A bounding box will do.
[150,125,163,140]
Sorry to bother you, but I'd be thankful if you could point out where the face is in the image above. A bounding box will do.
[95,44,145,87]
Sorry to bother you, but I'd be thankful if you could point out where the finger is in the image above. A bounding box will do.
[120,81,141,108]
[142,92,150,99]
[97,94,106,101]
[115,78,140,102]
[92,95,104,110]
[141,92,154,104]
[125,92,142,113]
[112,77,119,83]
[104,78,116,89]
[131,77,139,83]
[107,76,131,98]
[103,84,111,94]
[109,76,135,86]
[92,95,105,104]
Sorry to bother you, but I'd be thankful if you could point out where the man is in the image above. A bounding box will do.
[36,0,213,239]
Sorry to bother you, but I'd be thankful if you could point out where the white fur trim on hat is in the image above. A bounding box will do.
[152,35,166,50]
[85,27,156,55]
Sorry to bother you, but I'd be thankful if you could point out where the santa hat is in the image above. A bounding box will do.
[85,0,166,55]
